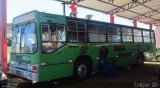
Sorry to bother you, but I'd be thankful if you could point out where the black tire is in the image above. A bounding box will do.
[156,55,160,61]
[136,53,144,66]
[73,60,92,80]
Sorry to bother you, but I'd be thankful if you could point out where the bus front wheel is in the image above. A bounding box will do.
[73,59,91,80]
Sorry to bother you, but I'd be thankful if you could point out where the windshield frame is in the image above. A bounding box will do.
[11,21,38,54]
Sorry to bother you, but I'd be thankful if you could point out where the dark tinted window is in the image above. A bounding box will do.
[133,29,142,43]
[143,30,150,43]
[88,23,106,42]
[67,20,86,42]
[122,27,133,42]
[107,25,121,42]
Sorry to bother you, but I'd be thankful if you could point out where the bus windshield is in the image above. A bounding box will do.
[11,22,37,53]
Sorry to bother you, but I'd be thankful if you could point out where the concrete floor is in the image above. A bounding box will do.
[7,62,160,88]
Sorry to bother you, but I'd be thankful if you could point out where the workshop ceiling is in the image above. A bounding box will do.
[56,0,160,26]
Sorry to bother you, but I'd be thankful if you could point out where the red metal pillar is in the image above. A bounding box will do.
[110,12,114,24]
[149,23,152,30]
[70,0,77,17]
[0,0,7,75]
[71,1,77,13]
[133,19,137,28]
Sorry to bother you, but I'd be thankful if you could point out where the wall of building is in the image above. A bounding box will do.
[155,29,160,49]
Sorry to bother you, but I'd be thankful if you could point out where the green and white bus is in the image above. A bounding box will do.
[9,10,156,82]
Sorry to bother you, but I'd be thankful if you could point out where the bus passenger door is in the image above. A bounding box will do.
[41,23,66,64]
[40,23,68,80]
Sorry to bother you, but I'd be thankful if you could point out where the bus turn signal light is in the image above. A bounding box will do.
[32,65,38,71]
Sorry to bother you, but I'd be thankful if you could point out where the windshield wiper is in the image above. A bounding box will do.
[13,26,18,44]
[19,24,28,53]
[22,23,30,35]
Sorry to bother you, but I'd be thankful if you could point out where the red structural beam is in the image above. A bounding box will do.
[110,12,114,24]
[0,0,7,75]
[149,24,152,30]
[71,1,77,13]
[133,19,137,28]
[70,0,77,17]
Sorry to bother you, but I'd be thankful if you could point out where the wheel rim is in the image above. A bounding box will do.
[77,64,87,78]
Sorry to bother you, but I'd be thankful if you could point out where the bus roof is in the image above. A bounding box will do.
[13,10,154,31]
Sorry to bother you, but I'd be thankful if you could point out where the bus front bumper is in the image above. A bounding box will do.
[9,67,38,83]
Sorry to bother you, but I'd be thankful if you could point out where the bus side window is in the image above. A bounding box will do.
[143,30,150,43]
[133,29,142,43]
[41,24,56,53]
[122,27,133,42]
[107,25,121,43]
[50,24,57,42]
[41,25,51,41]
[41,24,66,53]
[57,25,65,41]
[57,25,65,48]
[77,22,86,42]
[150,31,155,43]
[67,21,77,42]
[88,23,106,42]
[88,23,97,42]
[67,21,86,42]
[97,24,106,42]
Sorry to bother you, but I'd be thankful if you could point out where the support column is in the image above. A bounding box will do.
[110,12,114,24]
[149,23,152,30]
[70,0,77,17]
[0,0,7,75]
[133,19,137,28]
[62,2,66,16]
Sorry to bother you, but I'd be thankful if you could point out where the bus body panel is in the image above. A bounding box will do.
[9,11,157,82]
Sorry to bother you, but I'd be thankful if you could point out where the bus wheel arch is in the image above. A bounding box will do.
[73,55,92,79]
[156,55,160,61]
[136,52,144,66]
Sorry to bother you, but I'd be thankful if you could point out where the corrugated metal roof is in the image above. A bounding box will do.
[56,0,160,26]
